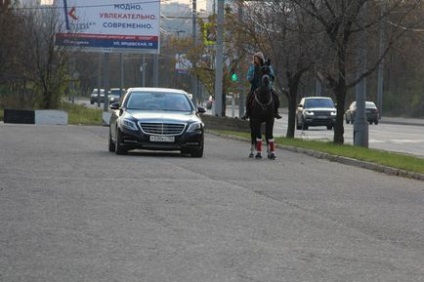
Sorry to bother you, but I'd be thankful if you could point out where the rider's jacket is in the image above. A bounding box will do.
[246,64,275,91]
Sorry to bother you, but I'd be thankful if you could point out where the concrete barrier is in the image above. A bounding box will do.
[4,109,35,124]
[35,110,68,125]
[200,114,250,133]
[3,109,67,125]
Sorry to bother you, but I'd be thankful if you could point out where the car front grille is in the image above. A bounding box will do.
[139,122,186,136]
[313,110,332,116]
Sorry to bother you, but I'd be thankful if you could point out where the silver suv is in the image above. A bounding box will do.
[296,96,336,130]
[90,88,105,104]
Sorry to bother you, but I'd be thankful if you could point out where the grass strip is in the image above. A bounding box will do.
[59,102,103,125]
[216,130,424,175]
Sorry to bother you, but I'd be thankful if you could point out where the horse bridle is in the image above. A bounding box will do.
[254,88,273,110]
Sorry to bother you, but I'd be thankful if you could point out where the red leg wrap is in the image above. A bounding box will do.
[268,139,275,152]
[256,139,262,152]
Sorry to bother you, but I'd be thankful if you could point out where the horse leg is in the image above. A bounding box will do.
[255,122,263,159]
[249,120,255,158]
[265,119,276,160]
[249,143,255,158]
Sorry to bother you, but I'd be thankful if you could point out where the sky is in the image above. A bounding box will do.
[165,0,207,11]
[40,0,207,11]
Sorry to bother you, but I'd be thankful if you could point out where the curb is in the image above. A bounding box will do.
[207,130,424,182]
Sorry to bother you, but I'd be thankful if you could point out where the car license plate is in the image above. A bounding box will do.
[150,136,175,143]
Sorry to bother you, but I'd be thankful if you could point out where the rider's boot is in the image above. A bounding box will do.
[274,111,282,119]
[241,108,251,120]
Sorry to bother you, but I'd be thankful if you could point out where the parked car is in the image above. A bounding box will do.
[296,96,337,130]
[345,101,380,125]
[90,88,105,104]
[108,88,126,104]
[206,95,214,110]
[108,87,206,157]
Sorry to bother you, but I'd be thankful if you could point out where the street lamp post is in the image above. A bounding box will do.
[139,55,146,87]
[214,0,224,116]
[353,3,368,147]
[192,0,198,106]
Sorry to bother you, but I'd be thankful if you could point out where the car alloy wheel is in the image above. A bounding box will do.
[296,117,302,130]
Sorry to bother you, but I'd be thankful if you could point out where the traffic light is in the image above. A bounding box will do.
[231,73,238,82]
[203,22,216,45]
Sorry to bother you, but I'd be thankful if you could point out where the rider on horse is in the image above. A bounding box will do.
[241,51,281,120]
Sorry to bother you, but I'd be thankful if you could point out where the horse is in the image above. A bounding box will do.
[248,61,277,160]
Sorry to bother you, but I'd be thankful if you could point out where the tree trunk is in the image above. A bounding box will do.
[286,75,300,138]
[332,42,348,145]
[333,86,346,144]
[332,79,346,144]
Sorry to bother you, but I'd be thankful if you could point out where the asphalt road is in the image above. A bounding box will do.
[1,124,423,282]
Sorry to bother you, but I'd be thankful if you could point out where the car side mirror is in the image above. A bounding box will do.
[109,102,119,110]
[197,106,206,114]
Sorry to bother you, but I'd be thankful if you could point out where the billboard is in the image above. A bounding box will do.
[55,0,160,54]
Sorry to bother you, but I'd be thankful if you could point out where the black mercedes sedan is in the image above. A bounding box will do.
[108,87,206,157]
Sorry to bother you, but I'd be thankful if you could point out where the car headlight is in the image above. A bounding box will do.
[187,122,203,132]
[304,110,314,116]
[121,118,138,131]
[331,111,337,116]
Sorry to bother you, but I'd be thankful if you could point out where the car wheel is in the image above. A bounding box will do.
[190,136,204,158]
[296,117,302,130]
[302,118,308,130]
[108,129,115,152]
[374,120,379,125]
[115,128,127,155]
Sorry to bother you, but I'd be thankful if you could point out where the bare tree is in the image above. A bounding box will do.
[0,1,23,85]
[291,0,424,144]
[235,0,423,142]
[241,1,317,138]
[16,4,72,109]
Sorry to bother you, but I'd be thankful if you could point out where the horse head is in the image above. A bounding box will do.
[260,59,272,87]
[255,60,273,108]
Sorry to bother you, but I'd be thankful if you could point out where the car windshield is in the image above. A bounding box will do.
[91,89,105,95]
[110,89,124,96]
[304,98,334,108]
[366,102,377,109]
[126,91,192,111]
